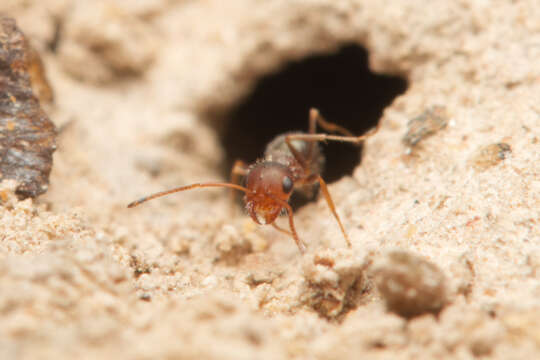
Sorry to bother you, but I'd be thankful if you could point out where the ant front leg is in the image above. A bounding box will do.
[279,201,306,254]
[271,222,292,236]
[230,160,249,214]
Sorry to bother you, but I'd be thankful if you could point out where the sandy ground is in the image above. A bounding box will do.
[1,0,539,359]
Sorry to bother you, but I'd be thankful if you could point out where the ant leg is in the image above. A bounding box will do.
[285,109,380,171]
[272,222,293,236]
[317,175,351,248]
[230,160,248,214]
[284,135,309,169]
[273,200,306,253]
[309,108,357,137]
[293,107,381,146]
[284,125,379,145]
[306,108,358,160]
[231,160,248,183]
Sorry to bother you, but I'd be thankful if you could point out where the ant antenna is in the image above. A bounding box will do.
[127,182,250,208]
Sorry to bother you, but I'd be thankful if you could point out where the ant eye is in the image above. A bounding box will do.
[282,176,293,193]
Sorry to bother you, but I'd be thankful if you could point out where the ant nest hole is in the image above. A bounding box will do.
[206,44,407,207]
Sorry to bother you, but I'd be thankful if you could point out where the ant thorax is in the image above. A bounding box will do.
[263,132,325,183]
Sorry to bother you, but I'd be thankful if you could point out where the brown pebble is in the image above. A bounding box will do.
[0,15,56,199]
[403,105,448,147]
[468,143,511,171]
[372,251,448,319]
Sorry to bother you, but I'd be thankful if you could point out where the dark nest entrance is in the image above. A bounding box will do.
[221,44,407,187]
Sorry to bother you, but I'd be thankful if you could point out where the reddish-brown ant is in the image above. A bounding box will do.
[128,108,379,254]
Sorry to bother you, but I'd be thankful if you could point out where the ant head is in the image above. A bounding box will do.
[244,162,294,225]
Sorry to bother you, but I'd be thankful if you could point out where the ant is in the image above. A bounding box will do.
[128,108,379,254]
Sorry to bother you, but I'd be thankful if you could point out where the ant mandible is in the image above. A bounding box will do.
[128,108,379,254]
